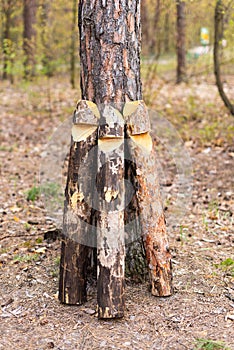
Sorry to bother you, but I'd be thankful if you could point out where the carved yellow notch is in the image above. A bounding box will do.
[123,100,151,135]
[72,100,100,142]
[123,101,152,154]
[130,132,153,154]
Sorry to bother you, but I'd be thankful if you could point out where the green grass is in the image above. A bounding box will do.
[0,145,13,152]
[26,182,62,202]
[26,186,40,201]
[194,338,230,350]
[13,253,40,263]
[215,258,234,277]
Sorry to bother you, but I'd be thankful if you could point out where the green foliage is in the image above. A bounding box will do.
[13,253,40,263]
[215,258,234,277]
[24,222,31,231]
[35,237,43,244]
[54,256,61,266]
[194,338,230,350]
[0,0,77,81]
[220,258,234,267]
[26,186,40,201]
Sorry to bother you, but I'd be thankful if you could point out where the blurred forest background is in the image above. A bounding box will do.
[0,0,233,93]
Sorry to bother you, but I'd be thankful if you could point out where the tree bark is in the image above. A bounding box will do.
[79,0,148,279]
[79,0,142,104]
[96,106,125,318]
[176,0,187,83]
[124,101,173,296]
[59,100,99,305]
[79,0,143,319]
[214,0,234,116]
[23,0,37,79]
[59,0,173,317]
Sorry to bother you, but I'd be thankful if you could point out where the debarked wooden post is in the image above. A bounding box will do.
[59,100,100,305]
[96,106,125,319]
[124,101,173,297]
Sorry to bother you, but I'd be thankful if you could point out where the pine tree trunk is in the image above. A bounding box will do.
[79,0,144,318]
[176,0,187,83]
[23,0,37,79]
[79,0,148,278]
[59,0,173,317]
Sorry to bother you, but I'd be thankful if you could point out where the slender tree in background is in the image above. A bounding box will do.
[70,0,77,88]
[40,0,53,77]
[164,11,170,53]
[1,0,16,81]
[59,0,173,318]
[141,0,150,53]
[150,0,161,56]
[23,0,36,79]
[176,0,187,83]
[214,0,234,115]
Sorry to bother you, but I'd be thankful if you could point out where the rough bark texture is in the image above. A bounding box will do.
[59,0,173,314]
[96,106,125,318]
[79,0,142,104]
[79,0,147,281]
[23,0,36,79]
[59,101,99,305]
[124,101,173,296]
[176,0,187,83]
[214,0,234,116]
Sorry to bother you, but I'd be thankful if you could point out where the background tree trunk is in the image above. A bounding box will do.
[2,0,15,81]
[40,0,53,77]
[176,0,187,83]
[23,0,37,79]
[214,0,234,116]
[164,12,170,54]
[70,0,77,89]
[150,0,161,56]
[141,0,150,54]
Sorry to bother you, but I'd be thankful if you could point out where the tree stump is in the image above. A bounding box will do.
[124,101,173,296]
[59,100,99,305]
[96,106,125,319]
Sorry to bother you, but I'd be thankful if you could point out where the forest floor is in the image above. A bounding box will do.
[0,74,233,350]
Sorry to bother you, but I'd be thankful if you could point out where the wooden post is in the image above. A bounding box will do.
[59,100,99,305]
[96,106,125,319]
[124,101,173,296]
